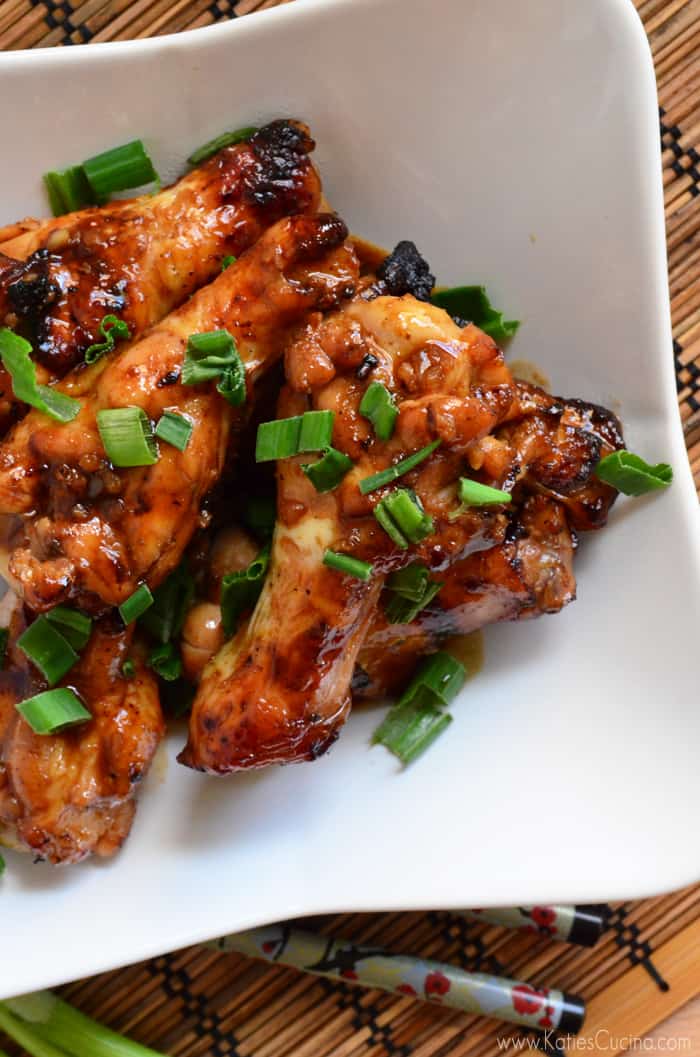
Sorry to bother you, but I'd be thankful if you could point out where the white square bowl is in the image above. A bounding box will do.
[1,0,699,1001]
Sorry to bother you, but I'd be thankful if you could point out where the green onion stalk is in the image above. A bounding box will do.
[0,990,166,1057]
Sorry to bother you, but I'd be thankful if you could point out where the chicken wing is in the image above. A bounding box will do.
[180,295,521,773]
[0,121,322,382]
[0,213,358,614]
[353,381,623,698]
[353,494,577,699]
[0,598,163,864]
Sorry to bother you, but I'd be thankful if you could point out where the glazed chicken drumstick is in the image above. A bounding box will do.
[181,295,526,773]
[0,213,358,614]
[0,598,163,864]
[0,120,322,435]
[0,121,321,376]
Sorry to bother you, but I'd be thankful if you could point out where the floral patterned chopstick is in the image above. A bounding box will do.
[457,904,606,947]
[209,923,586,1035]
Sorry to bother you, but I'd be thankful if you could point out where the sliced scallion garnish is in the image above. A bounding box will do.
[373,488,434,549]
[595,450,673,496]
[322,550,373,581]
[221,255,236,271]
[432,285,519,342]
[459,478,512,505]
[255,410,334,462]
[154,411,193,452]
[221,546,270,637]
[15,688,91,736]
[302,447,353,493]
[44,606,92,651]
[84,314,131,365]
[0,328,81,423]
[359,381,397,441]
[297,409,334,452]
[384,563,443,624]
[119,584,154,625]
[97,406,158,467]
[255,415,303,461]
[449,478,512,520]
[83,139,159,198]
[138,563,194,644]
[43,166,96,216]
[17,616,78,686]
[187,126,259,166]
[372,651,466,764]
[359,439,441,495]
[147,641,183,682]
[122,658,136,679]
[183,330,246,406]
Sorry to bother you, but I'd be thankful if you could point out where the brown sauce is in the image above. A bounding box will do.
[443,630,485,681]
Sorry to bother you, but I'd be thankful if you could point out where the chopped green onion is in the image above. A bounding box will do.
[432,285,520,342]
[187,126,258,166]
[216,364,247,407]
[2,989,168,1057]
[0,627,8,668]
[0,328,81,423]
[84,314,131,365]
[17,616,78,686]
[399,651,465,709]
[154,410,193,452]
[372,700,452,765]
[139,563,194,644]
[359,440,441,495]
[119,584,154,625]
[373,488,434,549]
[15,688,90,736]
[221,255,236,271]
[122,658,136,679]
[221,546,270,637]
[256,416,303,461]
[0,852,4,876]
[454,477,512,512]
[386,562,432,601]
[43,166,96,216]
[298,409,334,452]
[244,494,276,540]
[372,651,466,764]
[302,447,354,492]
[323,550,374,581]
[147,641,182,682]
[97,406,158,467]
[45,606,92,651]
[83,139,158,198]
[595,450,673,496]
[183,330,246,406]
[385,586,442,624]
[384,563,443,624]
[255,410,334,462]
[359,382,398,441]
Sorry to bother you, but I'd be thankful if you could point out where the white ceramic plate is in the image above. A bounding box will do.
[1,0,698,1002]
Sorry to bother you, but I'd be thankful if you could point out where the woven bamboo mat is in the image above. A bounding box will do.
[0,0,698,1055]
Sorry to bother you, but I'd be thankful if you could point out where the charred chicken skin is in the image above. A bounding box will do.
[0,213,357,615]
[0,121,321,378]
[181,295,525,773]
[0,596,163,864]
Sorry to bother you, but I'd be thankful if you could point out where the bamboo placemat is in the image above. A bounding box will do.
[1,0,699,1054]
